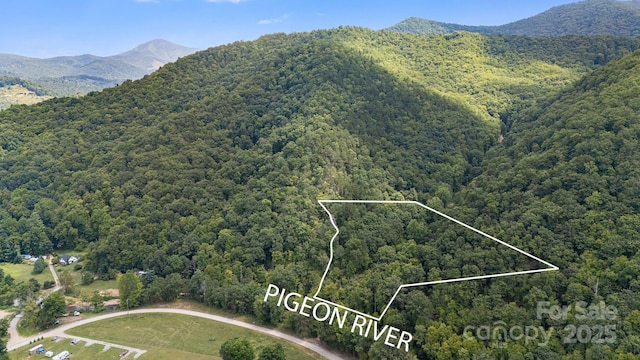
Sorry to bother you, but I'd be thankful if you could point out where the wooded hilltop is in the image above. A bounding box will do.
[1,27,640,359]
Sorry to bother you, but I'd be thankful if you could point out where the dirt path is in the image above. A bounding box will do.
[48,256,60,290]
[7,308,345,359]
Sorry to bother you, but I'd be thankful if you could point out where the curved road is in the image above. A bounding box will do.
[7,308,345,360]
[7,256,63,349]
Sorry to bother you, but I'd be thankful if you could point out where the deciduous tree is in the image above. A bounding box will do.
[220,338,255,360]
[258,343,285,360]
[118,271,142,309]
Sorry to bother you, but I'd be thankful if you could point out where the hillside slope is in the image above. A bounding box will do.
[388,0,640,36]
[0,39,198,98]
[1,28,640,358]
[0,76,52,109]
[455,49,640,358]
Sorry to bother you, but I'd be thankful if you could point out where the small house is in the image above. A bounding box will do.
[59,254,79,265]
[59,255,70,265]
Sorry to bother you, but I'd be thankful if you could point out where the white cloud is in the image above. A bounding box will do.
[257,13,289,25]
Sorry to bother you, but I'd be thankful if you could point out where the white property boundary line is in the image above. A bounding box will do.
[313,200,559,322]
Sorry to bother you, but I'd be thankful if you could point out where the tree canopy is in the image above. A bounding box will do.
[388,0,640,37]
[1,27,640,358]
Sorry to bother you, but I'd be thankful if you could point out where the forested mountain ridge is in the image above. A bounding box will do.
[0,39,197,101]
[337,29,640,124]
[388,0,640,36]
[453,48,640,358]
[1,27,640,358]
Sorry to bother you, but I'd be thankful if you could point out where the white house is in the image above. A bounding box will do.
[59,254,79,265]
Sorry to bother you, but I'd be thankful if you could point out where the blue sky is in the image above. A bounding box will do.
[2,0,581,58]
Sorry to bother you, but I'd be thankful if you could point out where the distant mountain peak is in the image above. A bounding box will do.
[388,0,640,36]
[122,39,195,54]
[113,39,199,71]
[0,39,199,98]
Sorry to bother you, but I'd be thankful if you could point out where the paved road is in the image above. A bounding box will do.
[7,313,23,349]
[57,335,146,359]
[7,308,345,360]
[48,255,61,290]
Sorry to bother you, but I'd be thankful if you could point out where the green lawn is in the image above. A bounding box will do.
[0,262,53,284]
[58,265,118,297]
[66,313,324,360]
[9,337,128,360]
[56,266,82,284]
[76,279,118,293]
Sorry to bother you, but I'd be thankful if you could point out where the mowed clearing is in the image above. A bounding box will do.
[65,313,324,360]
[0,263,53,284]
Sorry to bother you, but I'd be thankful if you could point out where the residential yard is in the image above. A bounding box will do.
[0,262,53,284]
[66,313,324,360]
[56,261,118,295]
[8,338,128,360]
[77,279,118,293]
[56,266,82,285]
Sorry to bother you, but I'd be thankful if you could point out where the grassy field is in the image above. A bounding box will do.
[56,266,82,285]
[0,262,53,284]
[65,313,324,360]
[60,271,119,304]
[78,279,118,292]
[9,338,128,360]
[0,84,51,109]
[56,259,118,294]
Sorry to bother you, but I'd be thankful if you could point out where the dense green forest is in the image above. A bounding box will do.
[388,0,640,37]
[1,27,640,358]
